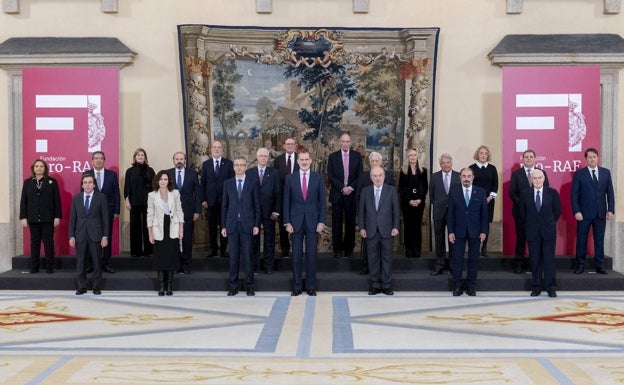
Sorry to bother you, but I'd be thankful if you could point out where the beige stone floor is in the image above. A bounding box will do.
[1,290,624,384]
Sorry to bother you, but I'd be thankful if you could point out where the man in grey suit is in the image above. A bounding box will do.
[69,173,109,295]
[429,153,461,275]
[359,166,400,295]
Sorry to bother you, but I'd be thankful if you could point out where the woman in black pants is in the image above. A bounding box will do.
[124,148,155,258]
[399,148,428,258]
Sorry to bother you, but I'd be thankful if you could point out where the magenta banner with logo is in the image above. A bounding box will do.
[22,67,120,256]
[502,66,600,255]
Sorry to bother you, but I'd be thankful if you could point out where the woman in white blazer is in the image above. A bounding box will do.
[147,170,184,296]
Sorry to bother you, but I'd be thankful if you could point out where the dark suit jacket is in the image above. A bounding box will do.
[283,170,327,233]
[168,167,201,219]
[429,170,461,221]
[356,169,395,207]
[571,166,615,220]
[447,185,489,239]
[201,158,234,206]
[124,164,155,206]
[358,184,400,238]
[246,166,281,219]
[509,166,549,217]
[20,177,63,223]
[327,149,363,202]
[521,187,561,241]
[85,168,121,215]
[69,191,109,243]
[274,152,299,187]
[221,177,261,234]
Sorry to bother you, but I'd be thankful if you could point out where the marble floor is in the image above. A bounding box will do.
[1,290,624,384]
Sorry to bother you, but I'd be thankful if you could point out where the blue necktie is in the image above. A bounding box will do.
[237,179,242,200]
[177,170,182,189]
[464,189,470,207]
[85,195,91,215]
[215,160,220,174]
[535,190,541,211]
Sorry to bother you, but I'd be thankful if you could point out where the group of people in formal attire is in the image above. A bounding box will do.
[19,136,615,298]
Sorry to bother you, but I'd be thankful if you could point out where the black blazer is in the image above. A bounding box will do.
[356,169,395,208]
[19,177,62,223]
[509,166,549,217]
[521,187,561,241]
[246,166,281,219]
[358,184,400,238]
[124,164,155,207]
[200,158,234,206]
[168,167,202,218]
[398,167,428,205]
[85,168,121,215]
[429,170,461,221]
[327,149,363,202]
[274,152,299,187]
[69,191,109,243]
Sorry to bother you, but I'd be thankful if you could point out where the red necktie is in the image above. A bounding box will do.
[302,172,307,201]
[286,155,292,175]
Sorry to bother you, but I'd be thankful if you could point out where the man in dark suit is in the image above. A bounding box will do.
[447,167,489,296]
[359,166,400,296]
[69,173,109,295]
[509,149,550,274]
[356,151,395,275]
[85,151,120,273]
[201,140,235,258]
[169,151,201,274]
[283,150,326,296]
[571,147,615,275]
[327,133,363,258]
[246,148,281,274]
[429,153,461,275]
[273,137,299,258]
[221,157,261,296]
[521,169,561,298]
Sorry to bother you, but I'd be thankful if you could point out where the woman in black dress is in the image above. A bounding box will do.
[469,145,498,257]
[19,159,62,273]
[147,170,184,296]
[399,148,428,258]
[124,148,155,257]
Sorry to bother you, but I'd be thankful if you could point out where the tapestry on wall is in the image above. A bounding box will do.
[177,25,439,252]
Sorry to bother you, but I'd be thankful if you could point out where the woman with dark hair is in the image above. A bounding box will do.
[124,148,155,257]
[469,145,499,257]
[19,159,62,273]
[398,148,428,258]
[147,170,184,296]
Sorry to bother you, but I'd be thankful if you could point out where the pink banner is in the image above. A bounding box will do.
[502,66,600,255]
[22,67,120,256]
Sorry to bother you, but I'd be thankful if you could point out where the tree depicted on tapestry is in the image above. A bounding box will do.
[212,60,243,158]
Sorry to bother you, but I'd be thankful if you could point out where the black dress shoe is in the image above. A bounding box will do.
[430,269,444,276]
[93,287,101,295]
[307,289,317,296]
[103,265,116,274]
[343,252,353,258]
[86,266,94,274]
[596,267,608,275]
[368,288,381,295]
[452,288,463,296]
[246,288,255,296]
[333,252,342,258]
[291,290,302,296]
[574,266,585,274]
[466,288,476,296]
[46,268,54,274]
[221,252,229,258]
[75,288,87,295]
[227,289,238,296]
[29,268,39,274]
[548,291,557,298]
[359,269,369,275]
[530,290,541,297]
[265,267,273,275]
[514,266,524,274]
[381,288,394,296]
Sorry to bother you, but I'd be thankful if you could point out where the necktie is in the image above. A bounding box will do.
[85,195,91,215]
[343,152,349,185]
[177,170,182,189]
[374,188,381,210]
[286,155,292,174]
[302,172,308,200]
[237,179,242,200]
[96,171,102,191]
[526,169,532,186]
[215,159,220,174]
[535,190,541,211]
[464,189,470,207]
[592,169,598,186]
[259,168,264,186]
[444,173,450,194]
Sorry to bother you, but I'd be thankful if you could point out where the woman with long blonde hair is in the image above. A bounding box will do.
[398,148,428,258]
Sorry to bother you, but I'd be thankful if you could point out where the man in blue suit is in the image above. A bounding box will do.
[85,151,120,273]
[169,151,201,274]
[246,148,281,274]
[447,167,489,296]
[201,141,235,258]
[522,169,561,298]
[283,150,326,296]
[571,147,615,274]
[221,157,261,296]
[69,173,109,295]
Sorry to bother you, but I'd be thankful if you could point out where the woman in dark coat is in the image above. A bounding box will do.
[124,148,155,257]
[469,145,498,257]
[19,159,62,273]
[398,148,428,258]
